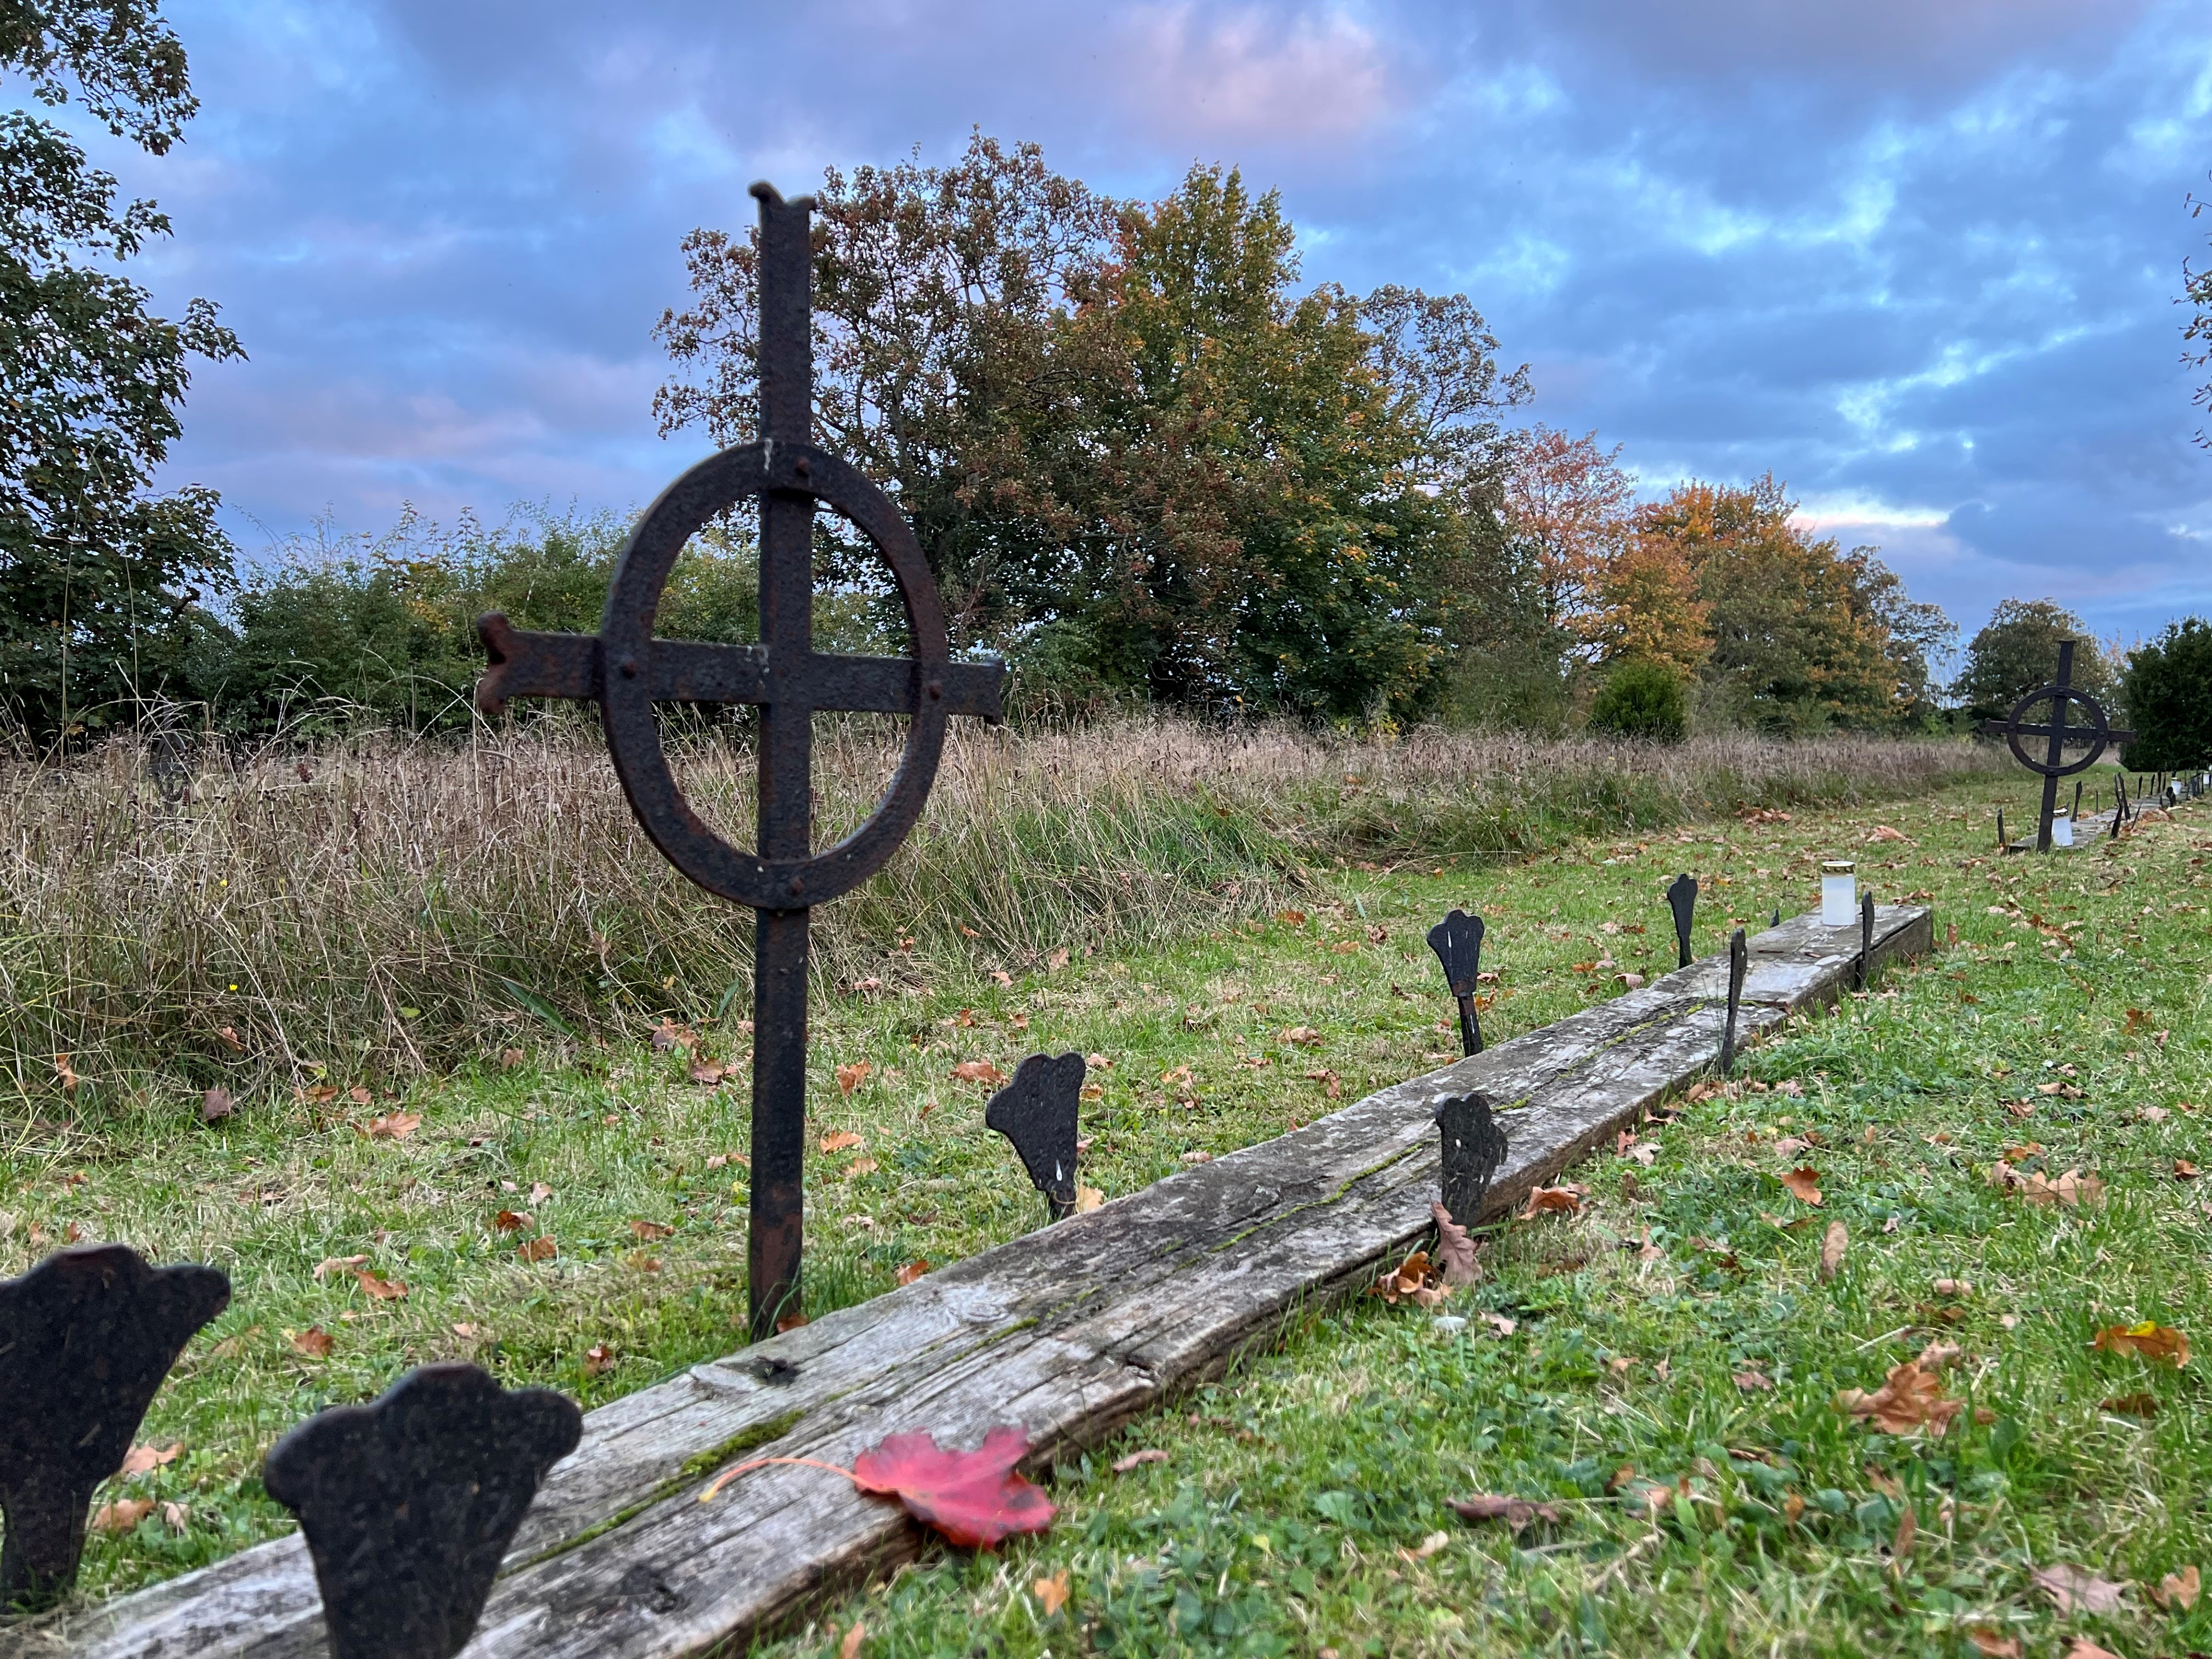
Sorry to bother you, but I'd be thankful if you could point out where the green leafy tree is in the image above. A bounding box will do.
[654,134,1527,724]
[2119,617,2212,769]
[0,0,244,740]
[1951,597,2115,721]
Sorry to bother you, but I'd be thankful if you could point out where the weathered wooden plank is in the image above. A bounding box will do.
[22,907,1931,1659]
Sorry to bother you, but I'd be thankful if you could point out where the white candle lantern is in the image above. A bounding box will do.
[1820,860,1856,928]
[2052,812,2074,847]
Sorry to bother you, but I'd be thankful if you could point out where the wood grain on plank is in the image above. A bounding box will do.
[27,907,1932,1659]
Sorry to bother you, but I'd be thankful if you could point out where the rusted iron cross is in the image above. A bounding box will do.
[475,184,1002,1340]
[1976,639,2133,854]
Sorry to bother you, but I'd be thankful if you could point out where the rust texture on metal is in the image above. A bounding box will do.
[1666,873,1698,969]
[1720,926,1747,1076]
[262,1364,582,1659]
[1434,1091,1507,1230]
[1976,639,2136,853]
[1425,909,1486,1057]
[471,183,1003,1340]
[984,1052,1088,1222]
[0,1245,230,1610]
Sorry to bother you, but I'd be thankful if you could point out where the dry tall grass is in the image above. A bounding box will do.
[1,718,2001,1111]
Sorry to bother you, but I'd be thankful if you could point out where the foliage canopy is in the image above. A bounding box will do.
[2120,616,2212,770]
[0,0,242,739]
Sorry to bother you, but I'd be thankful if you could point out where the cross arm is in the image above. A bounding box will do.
[1987,720,2138,743]
[476,614,1004,723]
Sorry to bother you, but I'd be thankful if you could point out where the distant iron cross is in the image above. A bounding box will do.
[1977,639,2134,854]
[475,184,1003,1341]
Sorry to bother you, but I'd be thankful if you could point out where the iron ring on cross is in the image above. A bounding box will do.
[2001,682,2119,778]
[477,436,1000,911]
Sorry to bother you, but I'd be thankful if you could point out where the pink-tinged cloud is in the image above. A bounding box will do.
[1114,5,1396,144]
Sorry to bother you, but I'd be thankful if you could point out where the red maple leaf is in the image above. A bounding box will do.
[697,1425,1056,1550]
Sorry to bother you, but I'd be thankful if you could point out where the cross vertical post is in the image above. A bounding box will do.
[2033,641,2076,853]
[750,186,815,1340]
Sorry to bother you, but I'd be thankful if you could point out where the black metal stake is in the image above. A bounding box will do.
[2072,778,2083,823]
[985,1053,1086,1222]
[263,1364,581,1659]
[1996,808,2006,851]
[1977,640,2135,853]
[1667,874,1697,968]
[1435,1092,1508,1228]
[0,1246,230,1609]
[1770,905,1781,929]
[1857,890,1875,990]
[1426,909,1487,1056]
[472,184,1004,1343]
[1720,926,1747,1076]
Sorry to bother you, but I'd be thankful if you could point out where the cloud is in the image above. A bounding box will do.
[1115,5,1397,144]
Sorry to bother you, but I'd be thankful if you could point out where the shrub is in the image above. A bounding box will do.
[1589,658,1688,742]
[2121,617,2212,769]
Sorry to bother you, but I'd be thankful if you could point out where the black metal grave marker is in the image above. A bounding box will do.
[1435,1092,1508,1229]
[1719,927,1748,1076]
[985,1052,1087,1222]
[262,1363,581,1659]
[1978,639,2135,853]
[473,184,1004,1340]
[1425,909,1486,1056]
[1858,890,1875,991]
[0,1244,230,1609]
[1666,874,1697,968]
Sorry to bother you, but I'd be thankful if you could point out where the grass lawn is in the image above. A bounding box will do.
[9,768,2209,1659]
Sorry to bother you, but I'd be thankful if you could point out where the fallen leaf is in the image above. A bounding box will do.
[951,1060,1007,1088]
[650,1019,697,1052]
[53,1053,78,1092]
[1431,1203,1481,1286]
[820,1131,865,1154]
[160,1500,189,1532]
[1520,1184,1587,1219]
[199,1087,234,1124]
[2032,1563,2126,1615]
[530,1181,553,1203]
[689,1057,733,1086]
[91,1498,153,1534]
[1180,1149,1214,1166]
[776,1313,809,1333]
[1915,1339,1962,1369]
[1398,1530,1452,1562]
[517,1235,557,1262]
[1276,909,1307,925]
[583,1343,616,1376]
[1073,1184,1104,1213]
[1372,1249,1446,1307]
[624,1251,661,1272]
[1932,1278,1973,1296]
[836,1062,872,1096]
[2177,1159,2200,1180]
[1450,1494,1563,1532]
[844,1157,879,1178]
[630,1218,674,1241]
[1113,1448,1171,1473]
[1819,1221,1847,1281]
[1779,1167,1823,1206]
[2061,1640,2122,1659]
[364,1111,421,1141]
[1965,1629,2021,1658]
[1891,1503,1916,1571]
[1733,1370,1773,1391]
[288,1326,334,1358]
[1837,1361,1963,1436]
[851,1426,1057,1549]
[1480,1311,1517,1336]
[353,1269,408,1300]
[216,1025,243,1052]
[1866,825,1911,843]
[347,1085,373,1107]
[2153,1564,2202,1610]
[1280,1025,1324,1047]
[839,1621,866,1659]
[1305,1068,1342,1098]
[1032,1569,1070,1615]
[895,1259,929,1286]
[311,1254,369,1280]
[500,1047,525,1068]
[2138,1104,2170,1123]
[493,1209,530,1232]
[2100,1391,2158,1417]
[119,1442,183,1477]
[2092,1321,2190,1367]
[1046,947,1070,973]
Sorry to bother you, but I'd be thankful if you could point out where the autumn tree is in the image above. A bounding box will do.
[1503,425,1634,654]
[0,0,243,740]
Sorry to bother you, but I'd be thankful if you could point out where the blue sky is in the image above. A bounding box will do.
[68,0,2212,650]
